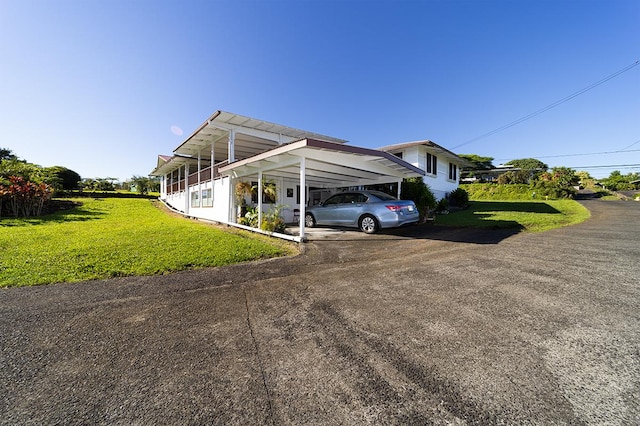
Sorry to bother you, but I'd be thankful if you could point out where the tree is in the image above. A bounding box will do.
[601,170,636,191]
[130,175,160,195]
[531,166,578,198]
[497,170,530,184]
[45,166,81,190]
[504,158,548,171]
[0,148,18,161]
[459,154,494,171]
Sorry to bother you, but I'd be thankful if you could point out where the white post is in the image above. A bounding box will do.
[397,179,402,198]
[257,171,263,229]
[197,151,202,208]
[228,129,235,163]
[299,157,306,240]
[184,163,190,214]
[211,141,215,173]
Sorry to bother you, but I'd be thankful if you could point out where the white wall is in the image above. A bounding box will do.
[164,177,230,223]
[398,146,461,200]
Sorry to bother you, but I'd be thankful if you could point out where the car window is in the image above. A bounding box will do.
[354,193,368,203]
[323,194,343,205]
[342,194,356,204]
[370,191,397,201]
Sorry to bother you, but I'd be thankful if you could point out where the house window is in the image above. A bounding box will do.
[426,153,437,175]
[393,151,403,159]
[202,188,213,207]
[190,190,200,208]
[448,163,457,181]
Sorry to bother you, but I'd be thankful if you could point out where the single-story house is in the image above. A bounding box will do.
[150,110,469,241]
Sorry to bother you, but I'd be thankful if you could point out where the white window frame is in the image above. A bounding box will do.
[426,153,437,176]
[448,163,457,181]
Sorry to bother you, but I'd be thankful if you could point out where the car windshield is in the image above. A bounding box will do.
[369,191,397,201]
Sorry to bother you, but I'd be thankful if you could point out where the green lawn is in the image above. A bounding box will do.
[435,199,590,232]
[0,198,297,288]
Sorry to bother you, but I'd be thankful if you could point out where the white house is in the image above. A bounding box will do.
[150,111,467,241]
[378,140,472,200]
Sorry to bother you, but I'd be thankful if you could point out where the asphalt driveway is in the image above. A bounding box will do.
[1,199,639,424]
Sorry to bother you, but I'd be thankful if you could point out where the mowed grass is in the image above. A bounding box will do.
[435,200,590,233]
[0,198,297,288]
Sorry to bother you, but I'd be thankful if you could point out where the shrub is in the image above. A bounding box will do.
[435,197,449,213]
[401,178,436,222]
[260,204,286,233]
[447,188,469,208]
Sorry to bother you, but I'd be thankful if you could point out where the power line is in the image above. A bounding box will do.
[620,138,640,151]
[494,147,640,162]
[567,164,640,170]
[451,59,640,150]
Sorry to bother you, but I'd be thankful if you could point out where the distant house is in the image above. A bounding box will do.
[378,140,472,200]
[150,111,467,241]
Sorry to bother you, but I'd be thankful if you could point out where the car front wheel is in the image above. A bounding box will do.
[359,214,378,234]
[305,213,316,228]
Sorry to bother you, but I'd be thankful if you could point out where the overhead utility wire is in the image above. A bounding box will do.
[620,138,640,151]
[493,147,640,162]
[451,59,640,150]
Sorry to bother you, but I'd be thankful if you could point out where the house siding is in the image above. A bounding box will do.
[393,145,462,200]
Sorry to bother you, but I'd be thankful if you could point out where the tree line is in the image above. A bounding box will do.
[460,154,639,197]
[1,148,159,218]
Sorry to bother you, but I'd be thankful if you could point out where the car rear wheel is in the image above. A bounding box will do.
[305,213,316,228]
[359,214,378,234]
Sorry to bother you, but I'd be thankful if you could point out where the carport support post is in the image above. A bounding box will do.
[257,171,263,228]
[184,163,190,215]
[299,157,306,240]
[397,178,402,198]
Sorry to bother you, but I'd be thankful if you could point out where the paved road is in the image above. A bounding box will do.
[1,199,639,424]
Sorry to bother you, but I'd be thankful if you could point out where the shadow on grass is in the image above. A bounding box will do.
[0,201,105,227]
[471,201,561,214]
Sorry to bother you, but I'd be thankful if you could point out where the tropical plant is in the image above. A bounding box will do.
[260,204,287,233]
[1,176,52,218]
[447,187,469,208]
[238,206,260,227]
[401,177,436,222]
[235,181,254,203]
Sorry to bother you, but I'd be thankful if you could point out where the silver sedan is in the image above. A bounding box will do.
[304,190,419,233]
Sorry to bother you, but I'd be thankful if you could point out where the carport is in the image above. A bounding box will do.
[219,138,425,241]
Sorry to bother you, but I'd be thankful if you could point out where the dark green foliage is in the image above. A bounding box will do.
[530,167,579,199]
[600,170,639,191]
[401,177,436,222]
[447,188,469,208]
[0,148,18,161]
[435,197,449,213]
[504,158,549,171]
[459,154,494,170]
[130,175,160,195]
[497,170,531,184]
[45,166,81,190]
[461,184,539,200]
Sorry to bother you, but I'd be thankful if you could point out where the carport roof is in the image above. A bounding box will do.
[219,138,425,187]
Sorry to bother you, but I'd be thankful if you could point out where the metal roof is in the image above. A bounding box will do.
[172,110,347,161]
[219,138,424,187]
[378,139,473,168]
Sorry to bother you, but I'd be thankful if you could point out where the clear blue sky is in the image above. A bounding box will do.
[1,0,638,180]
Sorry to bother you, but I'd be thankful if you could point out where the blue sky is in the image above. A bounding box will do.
[1,0,638,180]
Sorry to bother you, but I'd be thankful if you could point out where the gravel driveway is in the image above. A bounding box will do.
[1,199,639,424]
